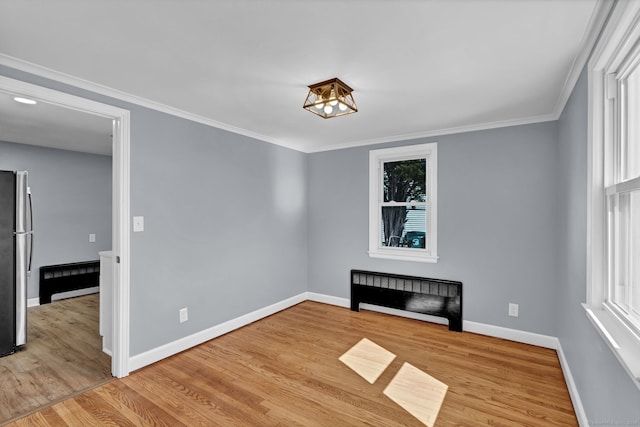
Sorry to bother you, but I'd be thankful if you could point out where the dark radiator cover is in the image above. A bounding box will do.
[350,269,463,332]
[39,260,100,305]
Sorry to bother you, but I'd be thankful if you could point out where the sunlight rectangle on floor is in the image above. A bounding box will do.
[338,337,396,384]
[383,362,448,427]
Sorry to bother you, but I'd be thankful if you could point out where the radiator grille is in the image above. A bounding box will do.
[351,271,460,297]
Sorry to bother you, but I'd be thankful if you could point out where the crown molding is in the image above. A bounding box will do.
[305,114,557,153]
[0,54,303,152]
[551,0,615,119]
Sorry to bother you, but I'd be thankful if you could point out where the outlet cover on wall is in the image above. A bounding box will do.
[179,308,188,323]
[89,233,96,242]
[508,303,519,317]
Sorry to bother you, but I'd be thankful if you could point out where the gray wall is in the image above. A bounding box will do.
[129,108,308,355]
[0,65,309,356]
[308,123,561,336]
[0,140,112,299]
[557,69,640,421]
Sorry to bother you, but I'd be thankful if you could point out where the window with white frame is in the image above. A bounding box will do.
[586,0,640,388]
[368,143,437,263]
[607,66,640,334]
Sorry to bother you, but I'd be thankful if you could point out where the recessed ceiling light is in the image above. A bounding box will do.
[14,97,37,105]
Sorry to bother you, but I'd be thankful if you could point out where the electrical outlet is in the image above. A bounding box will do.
[89,233,96,243]
[179,308,188,323]
[508,303,519,317]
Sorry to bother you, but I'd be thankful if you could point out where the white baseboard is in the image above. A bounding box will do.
[52,287,100,301]
[128,292,308,372]
[306,293,558,348]
[557,342,588,426]
[306,292,350,308]
[462,320,559,349]
[102,345,113,357]
[27,287,100,308]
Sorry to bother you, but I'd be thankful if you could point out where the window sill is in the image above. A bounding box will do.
[582,303,640,391]
[367,250,438,263]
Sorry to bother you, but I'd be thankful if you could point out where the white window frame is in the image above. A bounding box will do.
[585,0,640,390]
[368,143,438,263]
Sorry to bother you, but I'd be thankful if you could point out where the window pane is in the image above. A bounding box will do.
[383,159,426,202]
[612,193,630,312]
[624,66,640,181]
[381,206,426,248]
[631,191,640,325]
[611,190,640,329]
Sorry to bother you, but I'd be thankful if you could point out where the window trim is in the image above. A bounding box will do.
[368,143,438,263]
[586,0,640,390]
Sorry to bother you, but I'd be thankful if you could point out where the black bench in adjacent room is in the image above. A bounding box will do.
[350,269,463,332]
[39,260,100,305]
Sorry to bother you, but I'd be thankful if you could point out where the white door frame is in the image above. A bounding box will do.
[0,76,131,378]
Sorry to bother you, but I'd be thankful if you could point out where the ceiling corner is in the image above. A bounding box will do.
[551,0,616,119]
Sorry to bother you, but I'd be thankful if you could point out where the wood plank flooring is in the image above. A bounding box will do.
[6,301,577,426]
[0,294,112,425]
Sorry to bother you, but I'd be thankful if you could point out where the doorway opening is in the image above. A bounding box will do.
[0,76,131,379]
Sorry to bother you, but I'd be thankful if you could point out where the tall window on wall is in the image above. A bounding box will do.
[586,0,640,388]
[368,143,437,263]
[607,67,640,334]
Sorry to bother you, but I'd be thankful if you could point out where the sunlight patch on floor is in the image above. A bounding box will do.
[383,362,448,427]
[338,338,396,384]
[339,338,448,427]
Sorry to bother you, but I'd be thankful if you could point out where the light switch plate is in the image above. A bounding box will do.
[133,216,144,232]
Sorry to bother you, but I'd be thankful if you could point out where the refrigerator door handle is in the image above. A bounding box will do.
[15,232,27,347]
[27,190,33,275]
[28,233,33,275]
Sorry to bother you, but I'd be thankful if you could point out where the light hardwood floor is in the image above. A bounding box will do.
[0,294,112,425]
[7,301,577,426]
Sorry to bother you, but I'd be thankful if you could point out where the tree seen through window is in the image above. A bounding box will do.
[381,159,426,248]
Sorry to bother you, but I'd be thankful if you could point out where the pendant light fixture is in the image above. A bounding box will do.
[303,78,357,119]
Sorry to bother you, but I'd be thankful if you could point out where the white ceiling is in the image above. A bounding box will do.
[0,0,608,154]
[0,92,113,155]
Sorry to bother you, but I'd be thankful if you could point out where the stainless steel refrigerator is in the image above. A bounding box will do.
[0,170,33,357]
